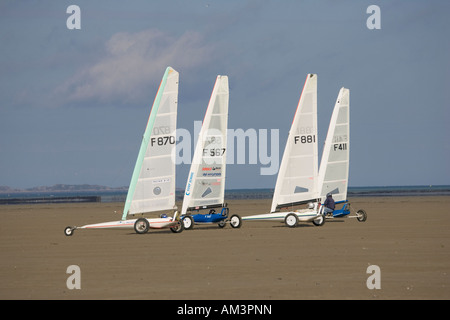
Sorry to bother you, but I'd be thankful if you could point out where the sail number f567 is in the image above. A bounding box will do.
[203,148,226,157]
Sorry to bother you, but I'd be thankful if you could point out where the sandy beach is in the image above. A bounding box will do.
[1,196,449,300]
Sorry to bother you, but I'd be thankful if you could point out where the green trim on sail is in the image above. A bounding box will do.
[121,67,172,220]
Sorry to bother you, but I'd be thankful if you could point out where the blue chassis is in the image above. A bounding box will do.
[183,207,229,224]
[326,200,351,218]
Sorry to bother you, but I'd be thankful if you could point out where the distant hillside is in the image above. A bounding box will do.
[0,184,128,193]
[0,186,22,193]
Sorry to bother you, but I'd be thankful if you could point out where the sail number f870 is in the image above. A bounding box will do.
[151,136,176,146]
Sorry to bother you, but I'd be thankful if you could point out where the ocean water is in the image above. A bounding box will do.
[223,185,450,199]
[347,185,450,197]
[0,185,449,204]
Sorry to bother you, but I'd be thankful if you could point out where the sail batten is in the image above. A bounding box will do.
[280,175,316,180]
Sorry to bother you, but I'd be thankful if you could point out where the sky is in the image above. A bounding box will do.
[0,0,449,190]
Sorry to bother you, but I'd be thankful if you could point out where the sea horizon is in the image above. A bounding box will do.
[0,184,449,204]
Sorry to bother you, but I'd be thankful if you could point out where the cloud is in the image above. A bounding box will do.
[56,29,215,106]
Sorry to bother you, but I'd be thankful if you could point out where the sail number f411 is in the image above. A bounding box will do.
[333,143,347,151]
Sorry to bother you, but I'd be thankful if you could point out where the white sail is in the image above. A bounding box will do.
[181,75,229,215]
[318,87,350,203]
[270,74,318,213]
[122,67,179,219]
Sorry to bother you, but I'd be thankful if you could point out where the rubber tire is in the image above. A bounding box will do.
[182,216,194,230]
[230,215,242,228]
[285,213,299,228]
[312,215,325,226]
[64,226,74,236]
[218,220,226,228]
[356,209,367,222]
[170,220,184,233]
[134,218,150,234]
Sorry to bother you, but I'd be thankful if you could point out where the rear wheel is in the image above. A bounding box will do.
[134,218,149,234]
[285,213,298,228]
[230,215,242,228]
[312,215,325,226]
[356,209,367,222]
[170,220,184,233]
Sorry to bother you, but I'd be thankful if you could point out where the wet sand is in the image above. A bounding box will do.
[1,196,449,300]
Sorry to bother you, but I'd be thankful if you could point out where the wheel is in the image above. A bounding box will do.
[356,209,367,222]
[312,215,325,226]
[64,226,74,236]
[170,220,184,233]
[229,214,242,228]
[182,216,194,230]
[134,218,149,234]
[218,220,226,228]
[285,213,298,228]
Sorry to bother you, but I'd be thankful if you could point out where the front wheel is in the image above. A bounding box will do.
[230,215,241,228]
[134,218,149,234]
[182,216,194,230]
[285,213,298,228]
[356,209,367,222]
[64,226,75,236]
[170,220,184,233]
[312,215,325,226]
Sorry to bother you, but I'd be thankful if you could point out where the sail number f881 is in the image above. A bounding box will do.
[294,135,316,144]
